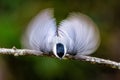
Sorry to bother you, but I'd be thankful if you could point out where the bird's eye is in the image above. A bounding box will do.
[56,43,64,58]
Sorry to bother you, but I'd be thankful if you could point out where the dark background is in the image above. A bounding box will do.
[0,0,120,80]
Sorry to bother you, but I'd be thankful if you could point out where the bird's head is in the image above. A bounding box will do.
[53,42,67,59]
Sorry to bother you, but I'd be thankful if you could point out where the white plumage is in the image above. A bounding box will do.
[22,9,100,58]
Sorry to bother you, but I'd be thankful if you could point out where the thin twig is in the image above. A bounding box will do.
[72,55,120,69]
[0,47,120,70]
[0,47,43,56]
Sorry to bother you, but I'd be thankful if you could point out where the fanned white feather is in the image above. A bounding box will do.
[22,9,57,53]
[58,13,100,55]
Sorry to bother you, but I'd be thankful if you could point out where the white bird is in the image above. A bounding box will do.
[22,9,100,59]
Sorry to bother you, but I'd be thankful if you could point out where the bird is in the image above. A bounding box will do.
[22,8,100,59]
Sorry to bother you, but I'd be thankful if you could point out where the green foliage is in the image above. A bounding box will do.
[0,0,120,80]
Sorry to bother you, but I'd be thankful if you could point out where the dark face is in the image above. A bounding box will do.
[56,43,64,58]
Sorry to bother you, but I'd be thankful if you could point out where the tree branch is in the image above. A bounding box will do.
[0,47,120,70]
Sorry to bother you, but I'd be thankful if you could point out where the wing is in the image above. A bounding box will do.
[58,13,100,55]
[22,9,57,53]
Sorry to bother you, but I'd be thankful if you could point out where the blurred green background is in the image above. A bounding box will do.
[0,0,120,80]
